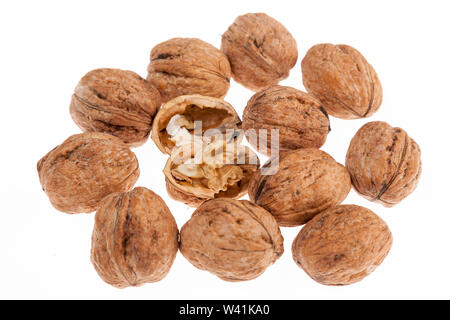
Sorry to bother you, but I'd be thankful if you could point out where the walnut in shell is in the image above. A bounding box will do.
[91,187,178,288]
[70,68,161,147]
[302,43,382,119]
[243,86,330,155]
[180,198,283,281]
[147,38,231,103]
[248,148,351,226]
[221,13,298,91]
[292,204,393,286]
[345,121,421,207]
[37,132,139,214]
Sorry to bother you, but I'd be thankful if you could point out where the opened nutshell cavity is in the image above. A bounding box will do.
[91,187,178,288]
[345,121,421,207]
[180,198,283,281]
[70,68,161,147]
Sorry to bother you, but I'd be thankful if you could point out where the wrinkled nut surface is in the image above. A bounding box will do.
[37,132,139,214]
[346,121,422,207]
[221,13,298,91]
[249,148,351,226]
[180,198,283,281]
[147,38,231,103]
[70,68,161,147]
[91,187,178,288]
[302,43,382,119]
[292,204,393,286]
[243,85,330,155]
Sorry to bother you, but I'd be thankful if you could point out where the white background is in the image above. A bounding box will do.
[0,0,449,299]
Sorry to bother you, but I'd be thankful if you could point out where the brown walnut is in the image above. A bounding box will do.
[91,187,178,288]
[248,148,351,226]
[37,132,139,214]
[242,85,330,155]
[345,121,422,207]
[147,38,231,103]
[292,204,393,286]
[302,43,382,119]
[180,198,283,281]
[221,13,298,91]
[70,68,161,147]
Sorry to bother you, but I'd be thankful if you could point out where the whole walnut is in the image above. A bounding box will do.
[248,148,351,226]
[346,121,422,207]
[242,85,330,155]
[302,43,382,119]
[91,187,178,288]
[180,199,283,281]
[221,13,298,91]
[147,38,231,103]
[292,204,393,286]
[37,132,139,214]
[70,68,161,147]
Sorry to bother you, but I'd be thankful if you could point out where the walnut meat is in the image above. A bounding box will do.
[147,38,231,103]
[70,68,161,147]
[91,187,178,288]
[302,43,382,119]
[292,204,393,286]
[180,199,283,281]
[221,13,298,91]
[243,86,330,155]
[346,121,422,207]
[248,148,351,226]
[37,132,139,214]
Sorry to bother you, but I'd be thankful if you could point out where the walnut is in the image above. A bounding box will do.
[91,187,178,288]
[242,85,330,155]
[37,132,139,214]
[248,148,351,226]
[221,13,298,91]
[180,199,283,281]
[302,43,382,119]
[346,121,421,207]
[147,38,231,103]
[292,204,393,286]
[70,68,161,147]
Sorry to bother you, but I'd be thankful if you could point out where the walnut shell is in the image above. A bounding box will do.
[180,198,283,281]
[37,132,139,214]
[248,148,351,226]
[70,68,161,147]
[147,38,231,103]
[302,43,382,119]
[243,86,330,155]
[345,121,422,207]
[221,13,298,91]
[152,95,241,155]
[91,187,178,288]
[292,204,393,286]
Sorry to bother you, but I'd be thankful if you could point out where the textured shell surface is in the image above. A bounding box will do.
[180,198,283,281]
[345,121,422,207]
[37,132,140,214]
[292,204,393,286]
[91,187,179,288]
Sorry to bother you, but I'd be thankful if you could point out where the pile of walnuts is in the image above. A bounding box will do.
[37,12,421,288]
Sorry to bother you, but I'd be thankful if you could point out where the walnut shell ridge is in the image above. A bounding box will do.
[147,38,231,103]
[221,13,298,91]
[91,187,179,288]
[248,148,351,226]
[70,68,161,147]
[243,85,330,155]
[180,199,283,281]
[346,121,422,207]
[292,204,393,286]
[302,43,382,119]
[37,132,140,214]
